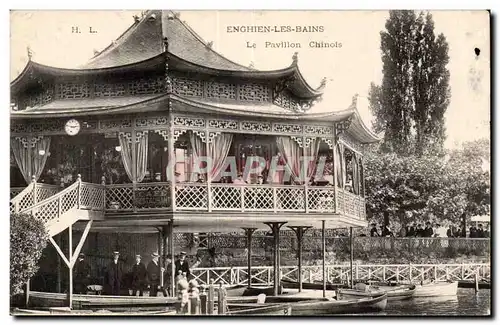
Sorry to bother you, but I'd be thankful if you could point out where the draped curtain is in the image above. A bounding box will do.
[189,132,233,181]
[335,143,346,188]
[352,154,360,195]
[11,136,51,184]
[276,136,301,183]
[118,132,149,183]
[304,138,321,180]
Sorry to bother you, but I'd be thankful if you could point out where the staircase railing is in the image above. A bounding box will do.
[18,175,106,224]
[10,177,61,214]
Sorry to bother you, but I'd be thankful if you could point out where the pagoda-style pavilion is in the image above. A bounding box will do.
[10,10,380,307]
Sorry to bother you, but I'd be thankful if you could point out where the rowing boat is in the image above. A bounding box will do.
[280,280,346,291]
[413,281,458,297]
[338,283,416,301]
[285,293,388,315]
[227,303,292,316]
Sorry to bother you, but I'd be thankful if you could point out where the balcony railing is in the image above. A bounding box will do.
[104,182,366,219]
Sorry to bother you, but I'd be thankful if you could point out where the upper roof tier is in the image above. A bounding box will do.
[11,10,325,98]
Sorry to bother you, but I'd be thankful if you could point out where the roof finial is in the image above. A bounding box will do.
[133,14,140,23]
[352,93,359,106]
[249,61,254,69]
[292,52,298,64]
[27,46,33,61]
[320,77,327,87]
[93,49,99,56]
[206,41,213,49]
[163,37,169,52]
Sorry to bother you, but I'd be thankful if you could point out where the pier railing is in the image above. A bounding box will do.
[104,182,365,219]
[190,263,491,287]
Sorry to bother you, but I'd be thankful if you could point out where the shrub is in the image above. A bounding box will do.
[10,213,49,296]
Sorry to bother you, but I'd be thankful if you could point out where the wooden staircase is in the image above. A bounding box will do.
[10,177,60,215]
[17,176,106,236]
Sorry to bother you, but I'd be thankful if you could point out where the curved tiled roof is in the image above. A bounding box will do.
[82,10,251,71]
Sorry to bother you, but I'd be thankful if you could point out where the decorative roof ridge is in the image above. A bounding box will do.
[167,10,254,72]
[84,10,155,66]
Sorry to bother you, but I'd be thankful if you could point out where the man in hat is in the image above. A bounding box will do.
[161,254,173,297]
[74,253,91,294]
[131,254,147,296]
[147,252,164,297]
[175,251,191,280]
[106,251,123,295]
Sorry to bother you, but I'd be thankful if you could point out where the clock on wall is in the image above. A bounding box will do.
[65,119,81,136]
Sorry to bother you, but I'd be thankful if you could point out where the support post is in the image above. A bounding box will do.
[289,226,312,292]
[67,225,73,309]
[350,227,354,288]
[56,234,61,293]
[25,279,30,307]
[168,221,176,297]
[264,222,287,296]
[322,220,326,298]
[157,228,164,288]
[242,228,257,288]
[207,281,215,315]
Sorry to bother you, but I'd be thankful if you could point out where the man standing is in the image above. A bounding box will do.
[370,223,379,237]
[131,254,147,296]
[175,251,191,280]
[424,222,434,237]
[147,252,164,297]
[161,254,173,297]
[107,251,123,295]
[74,253,91,294]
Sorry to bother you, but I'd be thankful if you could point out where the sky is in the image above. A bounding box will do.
[9,10,490,149]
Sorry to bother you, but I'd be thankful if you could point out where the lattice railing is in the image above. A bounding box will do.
[10,182,60,214]
[105,182,171,211]
[190,263,491,286]
[175,183,208,210]
[19,179,105,224]
[10,187,24,199]
[337,188,365,220]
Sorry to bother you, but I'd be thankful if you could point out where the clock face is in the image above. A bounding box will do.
[65,119,81,136]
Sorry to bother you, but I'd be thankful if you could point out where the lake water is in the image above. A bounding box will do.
[364,288,491,316]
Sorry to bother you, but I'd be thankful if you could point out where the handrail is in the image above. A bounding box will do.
[19,181,80,214]
[10,182,34,205]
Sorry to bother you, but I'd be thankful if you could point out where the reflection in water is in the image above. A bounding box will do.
[362,288,490,316]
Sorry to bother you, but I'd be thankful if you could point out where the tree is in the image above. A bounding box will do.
[10,213,49,296]
[369,11,450,156]
[364,139,490,230]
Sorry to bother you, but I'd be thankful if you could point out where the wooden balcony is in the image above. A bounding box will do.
[104,182,366,220]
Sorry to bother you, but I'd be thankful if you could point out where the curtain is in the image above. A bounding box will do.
[352,154,360,195]
[304,138,321,180]
[189,132,206,181]
[118,132,149,183]
[335,143,346,188]
[276,136,301,183]
[11,136,51,184]
[208,133,233,180]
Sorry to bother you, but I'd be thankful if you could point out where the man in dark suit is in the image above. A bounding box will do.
[74,253,91,294]
[107,251,123,295]
[175,251,191,280]
[131,254,147,296]
[147,252,164,297]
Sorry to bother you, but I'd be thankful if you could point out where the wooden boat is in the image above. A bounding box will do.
[285,293,388,315]
[338,283,416,301]
[281,279,346,291]
[28,291,177,310]
[413,281,458,297]
[227,303,292,316]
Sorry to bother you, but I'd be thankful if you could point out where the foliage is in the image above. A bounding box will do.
[364,139,490,228]
[10,213,49,296]
[45,161,76,185]
[99,147,124,184]
[369,11,450,156]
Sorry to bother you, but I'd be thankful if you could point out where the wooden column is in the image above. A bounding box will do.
[168,114,176,210]
[264,222,287,296]
[350,227,354,288]
[67,225,73,308]
[289,226,312,292]
[322,220,326,298]
[56,234,61,293]
[333,126,339,213]
[242,228,257,288]
[157,228,164,288]
[168,221,175,297]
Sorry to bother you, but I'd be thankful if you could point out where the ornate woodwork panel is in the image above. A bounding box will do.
[57,83,90,99]
[338,132,362,153]
[206,81,236,100]
[238,83,270,102]
[305,125,333,136]
[99,118,133,130]
[21,87,54,109]
[240,121,272,132]
[272,122,303,134]
[171,76,204,97]
[94,82,126,97]
[173,116,206,128]
[207,118,238,130]
[273,90,300,112]
[128,76,165,95]
[135,116,168,128]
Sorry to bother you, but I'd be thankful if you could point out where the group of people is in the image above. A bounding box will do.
[74,251,191,296]
[368,222,490,238]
